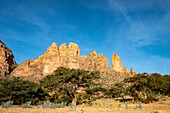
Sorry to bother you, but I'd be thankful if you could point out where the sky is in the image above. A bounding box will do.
[0,0,170,74]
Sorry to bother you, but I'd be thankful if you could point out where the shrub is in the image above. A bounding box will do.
[21,101,32,108]
[1,101,13,108]
[42,100,67,108]
[57,102,67,108]
[42,101,53,108]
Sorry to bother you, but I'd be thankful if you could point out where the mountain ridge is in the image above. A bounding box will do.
[11,42,135,80]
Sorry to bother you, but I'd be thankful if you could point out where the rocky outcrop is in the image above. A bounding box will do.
[112,54,135,75]
[130,67,136,76]
[0,40,17,76]
[122,68,128,73]
[112,54,123,72]
[80,51,110,71]
[11,42,135,79]
[11,42,81,77]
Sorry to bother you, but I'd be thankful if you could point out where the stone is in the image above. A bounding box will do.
[89,51,97,56]
[130,67,136,75]
[122,68,128,73]
[59,43,68,56]
[112,54,123,72]
[80,52,110,71]
[68,42,80,57]
[11,42,135,79]
[0,40,17,76]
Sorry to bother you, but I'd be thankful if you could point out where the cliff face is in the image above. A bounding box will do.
[11,42,135,78]
[0,41,17,76]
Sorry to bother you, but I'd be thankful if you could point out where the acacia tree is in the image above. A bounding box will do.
[40,67,100,103]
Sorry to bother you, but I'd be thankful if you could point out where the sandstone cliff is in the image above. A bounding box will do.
[112,54,123,72]
[0,40,17,76]
[130,67,136,75]
[11,42,135,79]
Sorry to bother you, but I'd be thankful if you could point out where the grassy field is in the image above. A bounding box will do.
[0,98,170,113]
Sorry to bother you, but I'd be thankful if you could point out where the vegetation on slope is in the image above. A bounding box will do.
[124,73,170,103]
[0,67,170,106]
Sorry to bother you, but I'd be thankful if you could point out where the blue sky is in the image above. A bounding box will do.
[0,0,170,74]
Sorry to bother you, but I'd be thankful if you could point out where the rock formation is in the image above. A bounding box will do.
[11,42,135,79]
[80,51,110,71]
[130,67,136,75]
[11,42,81,77]
[112,54,123,72]
[0,40,17,76]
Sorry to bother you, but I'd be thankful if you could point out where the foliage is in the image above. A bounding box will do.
[42,100,67,108]
[86,86,106,95]
[76,92,91,104]
[52,95,71,104]
[0,67,101,105]
[57,101,67,108]
[42,100,56,108]
[0,76,47,105]
[40,67,100,104]
[124,73,170,103]
[32,88,49,105]
[21,101,32,108]
[1,101,13,108]
[105,82,126,98]
[0,76,37,104]
[1,67,169,106]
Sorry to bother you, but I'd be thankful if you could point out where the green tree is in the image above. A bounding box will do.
[162,75,170,96]
[0,76,38,104]
[124,73,170,103]
[105,82,126,98]
[40,67,100,103]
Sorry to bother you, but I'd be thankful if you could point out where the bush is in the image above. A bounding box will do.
[21,101,32,108]
[42,101,53,108]
[57,102,67,108]
[1,101,13,108]
[42,100,67,108]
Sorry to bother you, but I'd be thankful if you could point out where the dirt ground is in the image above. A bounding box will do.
[0,98,170,113]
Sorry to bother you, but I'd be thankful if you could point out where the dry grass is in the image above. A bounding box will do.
[0,98,170,113]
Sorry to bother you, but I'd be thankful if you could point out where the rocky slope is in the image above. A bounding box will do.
[11,42,135,80]
[0,40,17,76]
